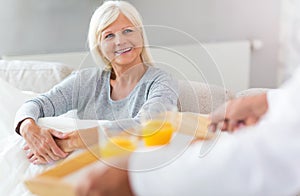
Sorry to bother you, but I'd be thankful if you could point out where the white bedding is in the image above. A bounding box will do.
[0,76,115,195]
[0,78,38,138]
[0,117,107,196]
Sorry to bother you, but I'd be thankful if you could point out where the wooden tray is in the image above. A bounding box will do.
[24,112,213,196]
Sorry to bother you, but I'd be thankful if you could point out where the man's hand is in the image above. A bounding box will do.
[20,118,68,164]
[209,93,268,132]
[75,160,134,196]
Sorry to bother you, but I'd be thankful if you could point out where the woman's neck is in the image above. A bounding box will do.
[111,63,147,84]
[109,63,148,101]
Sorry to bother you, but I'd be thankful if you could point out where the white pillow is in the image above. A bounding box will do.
[0,78,38,138]
[0,60,73,93]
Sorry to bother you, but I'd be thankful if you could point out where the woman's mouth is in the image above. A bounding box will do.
[115,47,133,55]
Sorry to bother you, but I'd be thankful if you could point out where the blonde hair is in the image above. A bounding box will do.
[88,1,153,69]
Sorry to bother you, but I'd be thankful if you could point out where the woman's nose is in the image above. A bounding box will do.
[114,33,126,46]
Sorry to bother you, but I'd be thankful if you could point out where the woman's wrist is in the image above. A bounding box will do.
[57,131,85,152]
[19,118,36,137]
[72,131,85,149]
[67,127,99,150]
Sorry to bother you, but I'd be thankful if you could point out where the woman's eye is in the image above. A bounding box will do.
[123,29,133,34]
[104,33,114,39]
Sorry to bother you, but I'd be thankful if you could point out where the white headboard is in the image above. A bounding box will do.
[2,40,251,92]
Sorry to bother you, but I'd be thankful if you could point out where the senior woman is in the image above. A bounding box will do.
[15,1,178,165]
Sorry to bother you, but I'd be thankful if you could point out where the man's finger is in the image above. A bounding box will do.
[245,117,258,126]
[221,121,228,131]
[208,124,217,132]
[227,120,238,131]
[209,103,228,124]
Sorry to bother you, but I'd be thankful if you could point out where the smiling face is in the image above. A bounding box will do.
[99,13,144,69]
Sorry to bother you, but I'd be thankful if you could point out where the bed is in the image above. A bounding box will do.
[0,40,254,195]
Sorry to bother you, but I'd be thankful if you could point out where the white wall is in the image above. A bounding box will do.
[0,0,101,55]
[0,0,281,88]
[130,0,281,88]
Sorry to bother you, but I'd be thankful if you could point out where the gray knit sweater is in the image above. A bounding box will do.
[14,66,178,133]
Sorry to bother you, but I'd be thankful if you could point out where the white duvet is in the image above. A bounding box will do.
[0,117,106,196]
[0,78,105,195]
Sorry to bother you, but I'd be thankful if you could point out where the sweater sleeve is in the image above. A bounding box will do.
[14,71,80,134]
[135,68,179,120]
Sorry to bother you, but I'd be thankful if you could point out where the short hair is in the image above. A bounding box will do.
[88,1,153,69]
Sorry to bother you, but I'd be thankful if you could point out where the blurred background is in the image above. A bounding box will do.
[1,0,299,88]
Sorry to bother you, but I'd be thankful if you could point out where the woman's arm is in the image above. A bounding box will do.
[55,127,99,152]
[135,69,179,120]
[15,72,80,134]
[15,72,80,164]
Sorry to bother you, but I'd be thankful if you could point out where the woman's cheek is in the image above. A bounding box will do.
[129,34,144,48]
[100,42,114,59]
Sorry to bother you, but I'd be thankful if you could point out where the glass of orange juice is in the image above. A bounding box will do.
[98,119,140,159]
[140,103,178,147]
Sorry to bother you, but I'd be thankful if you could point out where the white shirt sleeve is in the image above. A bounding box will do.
[129,124,300,195]
[129,67,300,196]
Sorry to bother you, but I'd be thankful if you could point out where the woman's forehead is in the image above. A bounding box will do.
[102,13,135,34]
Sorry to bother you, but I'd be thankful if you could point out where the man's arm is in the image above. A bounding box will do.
[129,122,300,195]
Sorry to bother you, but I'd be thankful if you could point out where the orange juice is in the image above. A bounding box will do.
[100,136,137,158]
[142,120,174,146]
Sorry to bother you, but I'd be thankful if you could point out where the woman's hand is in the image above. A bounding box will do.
[55,131,84,153]
[20,118,69,164]
[209,93,268,132]
[55,127,100,152]
[24,131,81,164]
